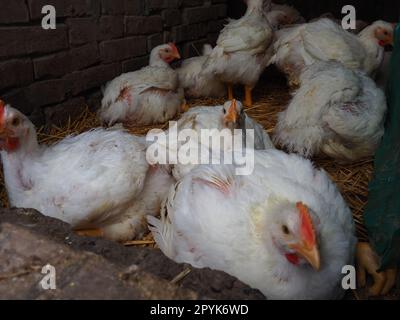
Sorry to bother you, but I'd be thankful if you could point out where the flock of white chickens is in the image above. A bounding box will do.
[0,0,396,299]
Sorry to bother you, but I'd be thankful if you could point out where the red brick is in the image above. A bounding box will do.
[33,44,100,79]
[27,79,68,107]
[66,18,98,46]
[101,0,125,15]
[212,3,227,17]
[2,88,34,115]
[147,33,164,52]
[122,55,149,73]
[162,9,182,27]
[0,26,68,59]
[172,23,208,43]
[99,37,147,63]
[125,16,163,35]
[65,63,121,95]
[125,0,144,15]
[0,59,33,91]
[98,16,124,41]
[182,7,218,24]
[182,0,204,7]
[145,0,181,13]
[0,0,30,24]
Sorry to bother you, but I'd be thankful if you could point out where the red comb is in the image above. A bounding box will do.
[168,42,177,49]
[0,99,5,121]
[296,202,316,247]
[168,42,179,52]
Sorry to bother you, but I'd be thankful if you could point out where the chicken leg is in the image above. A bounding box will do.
[75,228,104,238]
[244,85,253,108]
[227,83,234,100]
[180,100,189,113]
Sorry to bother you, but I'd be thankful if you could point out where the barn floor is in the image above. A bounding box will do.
[1,70,398,299]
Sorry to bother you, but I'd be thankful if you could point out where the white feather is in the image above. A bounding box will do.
[274,61,387,161]
[149,149,356,299]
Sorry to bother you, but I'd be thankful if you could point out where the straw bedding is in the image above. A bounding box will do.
[0,78,372,243]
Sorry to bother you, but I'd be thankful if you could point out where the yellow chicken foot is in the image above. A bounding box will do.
[180,101,189,113]
[244,86,253,108]
[227,83,234,100]
[75,228,104,238]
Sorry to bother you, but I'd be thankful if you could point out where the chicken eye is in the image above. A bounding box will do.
[282,225,290,235]
[384,31,388,36]
[223,109,226,114]
[11,117,20,127]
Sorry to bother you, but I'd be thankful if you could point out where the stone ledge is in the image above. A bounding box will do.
[0,208,265,300]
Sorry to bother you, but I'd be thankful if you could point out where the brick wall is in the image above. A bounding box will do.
[0,0,227,127]
[228,0,400,22]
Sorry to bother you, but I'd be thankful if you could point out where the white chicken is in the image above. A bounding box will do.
[148,149,356,299]
[266,3,305,30]
[310,13,368,34]
[177,99,273,148]
[162,99,274,180]
[203,0,274,107]
[177,44,225,98]
[274,61,387,162]
[99,43,185,126]
[271,19,395,86]
[0,100,174,242]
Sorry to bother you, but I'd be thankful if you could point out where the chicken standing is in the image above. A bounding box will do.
[177,44,225,98]
[274,61,387,162]
[100,43,185,126]
[203,0,274,107]
[272,19,394,86]
[0,101,174,241]
[148,149,356,299]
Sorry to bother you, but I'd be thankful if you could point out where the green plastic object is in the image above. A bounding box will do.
[364,23,400,271]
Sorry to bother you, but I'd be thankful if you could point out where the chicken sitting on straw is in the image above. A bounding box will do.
[100,43,185,126]
[148,150,356,299]
[274,61,387,162]
[169,99,274,180]
[203,0,274,107]
[0,100,174,242]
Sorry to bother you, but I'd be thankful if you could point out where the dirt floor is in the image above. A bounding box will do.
[0,69,398,299]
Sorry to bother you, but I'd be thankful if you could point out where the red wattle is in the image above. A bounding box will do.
[5,137,20,152]
[379,40,386,47]
[285,253,300,265]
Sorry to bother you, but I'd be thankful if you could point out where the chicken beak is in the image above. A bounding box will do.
[173,51,181,60]
[168,43,181,60]
[225,99,238,124]
[290,242,321,271]
[293,202,321,271]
